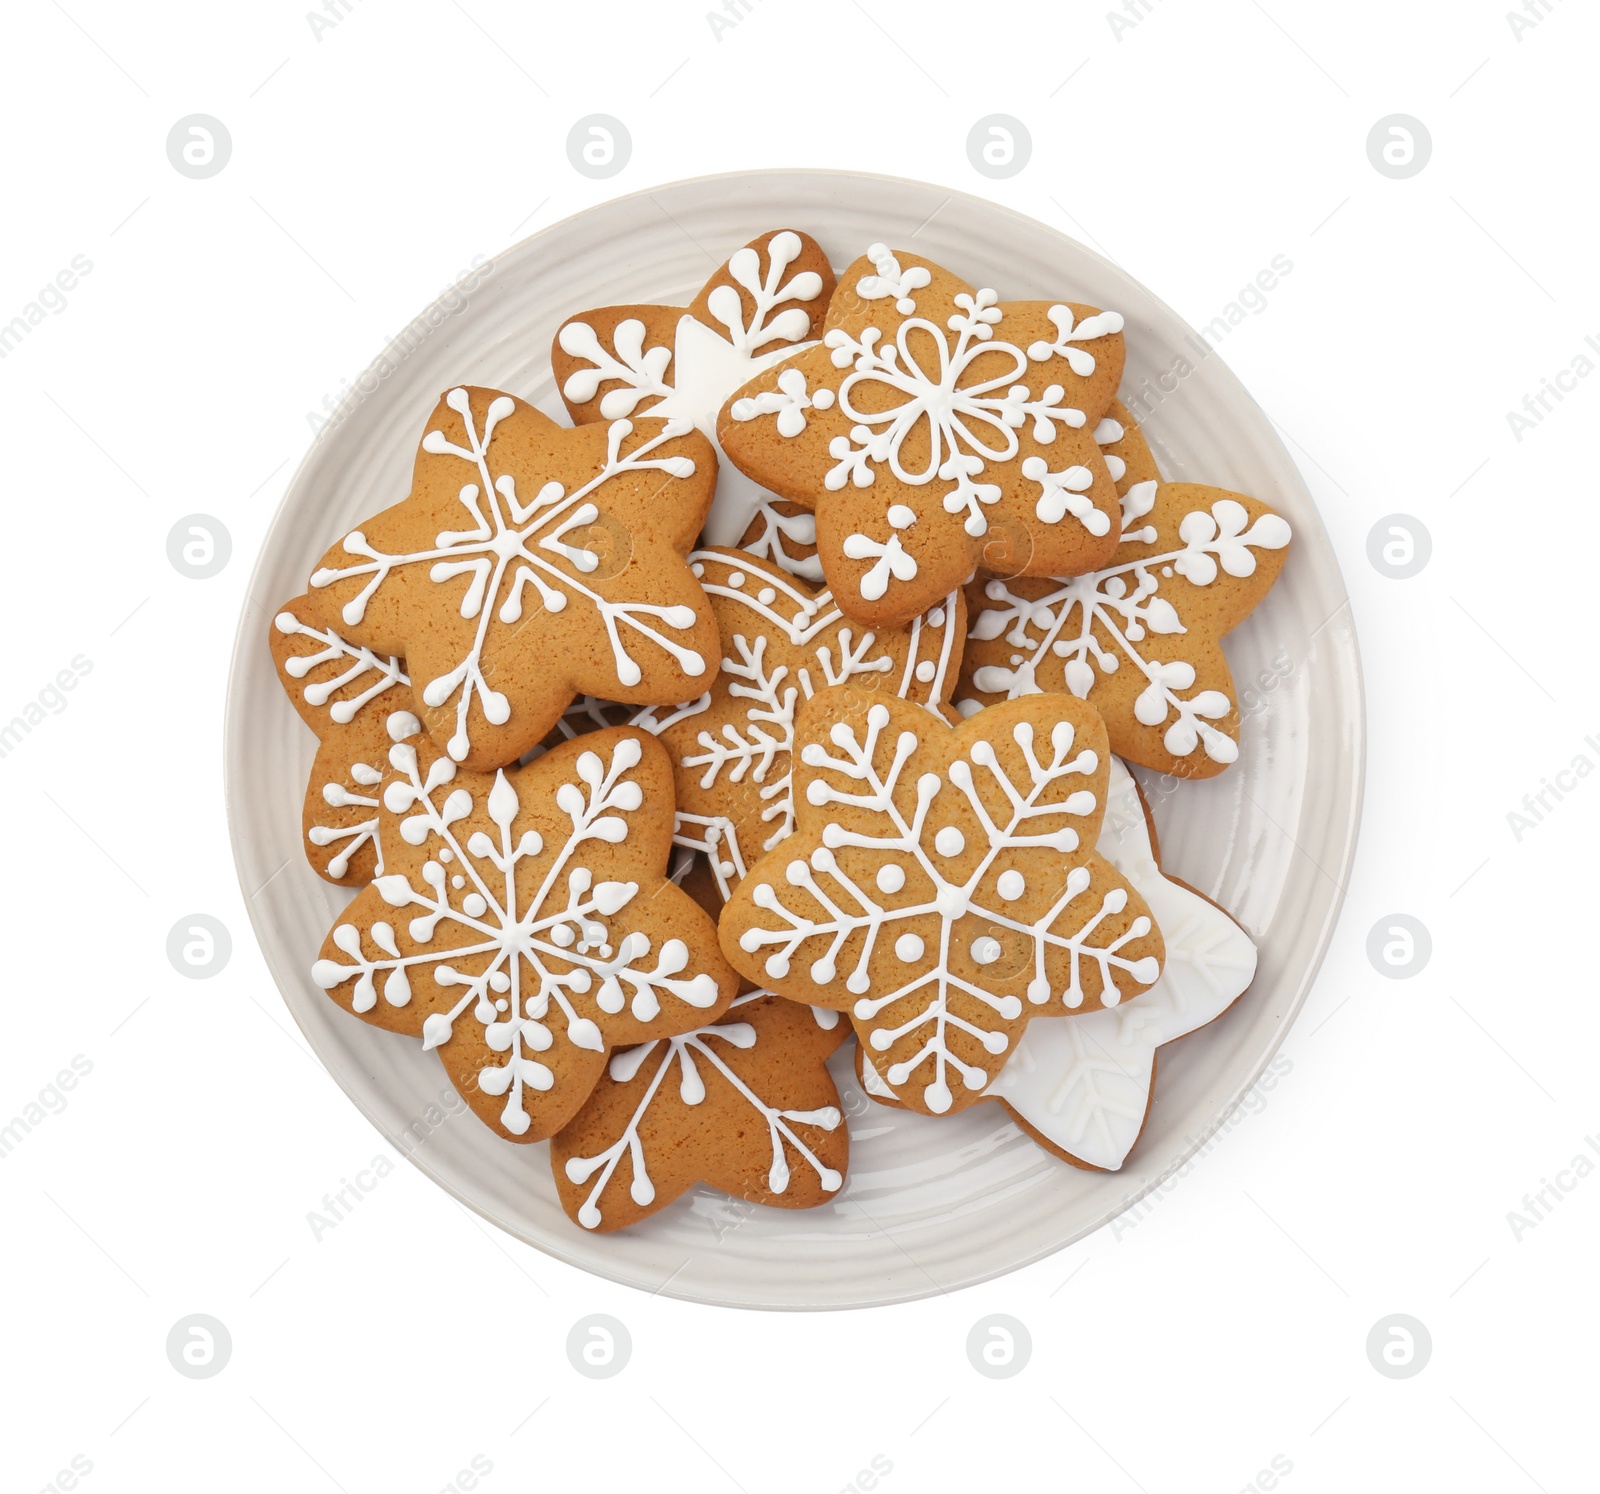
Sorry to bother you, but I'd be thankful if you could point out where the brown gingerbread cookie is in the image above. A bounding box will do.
[269,596,411,884]
[551,991,848,1231]
[716,244,1127,628]
[718,688,1164,1117]
[856,755,1258,1170]
[311,725,740,1143]
[303,386,722,772]
[957,419,1292,776]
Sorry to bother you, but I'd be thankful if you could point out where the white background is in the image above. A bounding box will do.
[1,1,1594,1490]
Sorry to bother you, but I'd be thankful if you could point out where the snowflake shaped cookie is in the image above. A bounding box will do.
[632,546,965,900]
[717,244,1127,628]
[303,386,721,772]
[862,756,1257,1168]
[311,726,739,1143]
[269,597,411,884]
[958,452,1292,774]
[719,690,1164,1116]
[551,992,848,1231]
[552,228,836,579]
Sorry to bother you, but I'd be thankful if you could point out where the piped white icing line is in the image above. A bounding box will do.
[308,710,421,879]
[960,485,1291,764]
[861,757,1257,1169]
[311,734,721,1138]
[560,990,843,1229]
[671,811,748,904]
[274,609,411,879]
[557,231,825,561]
[634,554,961,872]
[736,704,1160,1114]
[309,390,708,762]
[274,609,409,722]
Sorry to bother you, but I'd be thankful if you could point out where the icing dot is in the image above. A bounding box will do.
[1162,566,1173,578]
[886,504,916,530]
[495,998,509,1012]
[691,562,705,577]
[813,388,835,409]
[452,875,466,890]
[876,863,906,894]
[997,869,1025,901]
[934,826,965,857]
[727,571,746,587]
[894,933,924,962]
[462,893,487,918]
[551,925,575,947]
[928,607,946,627]
[758,587,777,604]
[438,847,454,862]
[915,660,936,683]
[972,936,1002,966]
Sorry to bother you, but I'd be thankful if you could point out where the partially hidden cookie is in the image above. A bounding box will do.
[861,756,1257,1169]
[958,416,1291,775]
[632,545,966,902]
[270,598,411,883]
[718,688,1164,1116]
[551,992,848,1231]
[1093,398,1161,494]
[716,244,1127,628]
[304,386,721,771]
[311,724,740,1143]
[552,229,836,578]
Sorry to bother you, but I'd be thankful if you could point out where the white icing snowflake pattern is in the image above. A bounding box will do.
[633,551,963,893]
[963,483,1292,765]
[730,697,1162,1114]
[272,606,412,882]
[862,758,1258,1168]
[557,992,844,1229]
[312,732,724,1139]
[274,608,409,724]
[310,388,710,763]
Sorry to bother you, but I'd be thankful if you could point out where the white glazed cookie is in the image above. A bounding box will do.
[552,229,837,579]
[861,757,1258,1169]
[719,688,1164,1117]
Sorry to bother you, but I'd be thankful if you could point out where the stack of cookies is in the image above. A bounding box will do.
[269,230,1291,1233]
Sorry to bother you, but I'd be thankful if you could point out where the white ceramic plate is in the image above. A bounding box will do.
[225,169,1363,1310]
